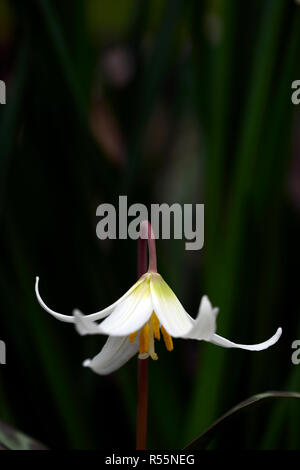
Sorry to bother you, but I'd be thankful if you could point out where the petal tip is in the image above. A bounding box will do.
[199,295,212,312]
[275,327,282,339]
[213,307,219,317]
[73,309,82,317]
[35,277,75,323]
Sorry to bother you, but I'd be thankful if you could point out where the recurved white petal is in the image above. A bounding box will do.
[83,335,139,375]
[183,295,218,341]
[35,277,75,323]
[98,278,153,336]
[150,273,193,337]
[73,309,101,335]
[35,275,146,323]
[208,327,282,351]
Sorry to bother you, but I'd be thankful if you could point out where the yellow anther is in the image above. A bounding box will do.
[130,317,173,359]
[151,313,160,340]
[161,326,174,351]
[129,331,138,343]
[139,323,150,354]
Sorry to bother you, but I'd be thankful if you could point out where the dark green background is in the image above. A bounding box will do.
[0,0,300,449]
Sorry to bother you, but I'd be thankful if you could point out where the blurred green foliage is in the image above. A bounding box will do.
[0,0,300,449]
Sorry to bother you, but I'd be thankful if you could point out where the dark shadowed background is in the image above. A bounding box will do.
[0,0,300,450]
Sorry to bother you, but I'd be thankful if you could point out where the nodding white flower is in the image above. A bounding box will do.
[35,272,282,375]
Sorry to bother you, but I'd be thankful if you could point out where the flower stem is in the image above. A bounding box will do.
[136,221,157,450]
[136,358,148,450]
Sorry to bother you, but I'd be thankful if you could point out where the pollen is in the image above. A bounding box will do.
[161,326,174,351]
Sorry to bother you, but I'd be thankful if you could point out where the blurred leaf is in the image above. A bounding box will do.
[263,338,300,449]
[0,420,47,450]
[185,0,290,442]
[125,0,186,189]
[205,0,237,253]
[184,392,300,450]
[0,40,28,214]
[245,10,300,448]
[0,376,13,425]
[86,0,136,39]
[7,228,94,449]
[37,0,87,120]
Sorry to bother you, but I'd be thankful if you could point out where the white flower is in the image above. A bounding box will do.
[35,272,282,375]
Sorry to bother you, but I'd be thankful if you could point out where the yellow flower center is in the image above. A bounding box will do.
[129,312,173,360]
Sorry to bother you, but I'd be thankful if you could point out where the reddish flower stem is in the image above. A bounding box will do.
[136,358,148,450]
[136,221,157,450]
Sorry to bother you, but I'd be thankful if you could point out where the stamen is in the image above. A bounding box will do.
[139,324,150,354]
[133,316,174,360]
[161,326,174,351]
[151,313,160,340]
[148,321,158,361]
[129,331,138,343]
